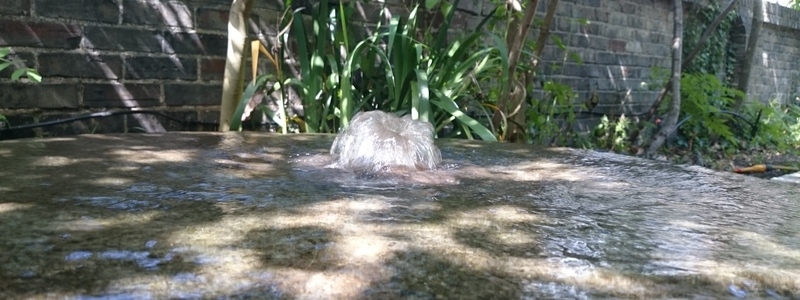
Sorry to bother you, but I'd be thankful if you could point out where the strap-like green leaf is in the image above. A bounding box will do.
[229,75,274,131]
[431,89,497,141]
[412,69,431,123]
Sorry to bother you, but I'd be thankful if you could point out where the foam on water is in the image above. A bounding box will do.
[329,111,442,173]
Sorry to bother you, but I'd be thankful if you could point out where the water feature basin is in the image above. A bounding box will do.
[1,132,798,299]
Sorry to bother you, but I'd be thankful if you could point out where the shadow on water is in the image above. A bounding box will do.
[1,132,799,299]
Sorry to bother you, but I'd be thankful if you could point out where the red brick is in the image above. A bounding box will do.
[164,84,221,106]
[122,0,194,28]
[83,83,161,107]
[35,0,119,23]
[39,53,124,80]
[164,32,227,56]
[197,8,228,32]
[0,83,80,108]
[200,58,225,81]
[124,56,198,80]
[82,26,164,53]
[0,20,82,49]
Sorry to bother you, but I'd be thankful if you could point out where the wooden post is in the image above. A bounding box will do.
[219,0,255,131]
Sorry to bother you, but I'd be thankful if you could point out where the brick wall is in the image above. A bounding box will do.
[0,0,288,138]
[449,0,675,131]
[1,0,799,139]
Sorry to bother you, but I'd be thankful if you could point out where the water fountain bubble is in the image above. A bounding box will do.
[329,111,442,173]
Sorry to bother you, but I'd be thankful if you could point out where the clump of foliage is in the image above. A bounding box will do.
[523,28,588,147]
[744,100,800,152]
[642,69,800,167]
[0,48,41,83]
[682,2,737,83]
[234,0,500,141]
[592,114,632,152]
[477,6,588,145]
[0,47,42,129]
[232,0,800,172]
[661,73,744,152]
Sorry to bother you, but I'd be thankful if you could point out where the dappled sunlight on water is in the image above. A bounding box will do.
[56,211,163,232]
[0,203,33,214]
[1,132,799,299]
[31,156,103,167]
[110,149,198,164]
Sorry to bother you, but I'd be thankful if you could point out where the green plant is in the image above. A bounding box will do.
[0,48,41,82]
[660,73,744,152]
[1,47,42,128]
[508,18,586,146]
[744,100,800,152]
[344,0,502,140]
[477,0,566,142]
[682,2,737,83]
[235,0,501,141]
[526,80,579,146]
[592,114,633,152]
[230,0,352,133]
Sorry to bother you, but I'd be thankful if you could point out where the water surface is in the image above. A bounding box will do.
[0,132,798,299]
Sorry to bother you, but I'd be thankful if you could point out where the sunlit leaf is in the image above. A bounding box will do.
[439,1,452,17]
[26,69,42,83]
[425,0,440,10]
[412,68,430,123]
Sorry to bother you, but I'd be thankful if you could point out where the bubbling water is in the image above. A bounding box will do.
[329,110,442,173]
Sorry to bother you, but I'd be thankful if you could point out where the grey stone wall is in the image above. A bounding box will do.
[1,0,798,139]
[526,0,675,117]
[736,0,800,104]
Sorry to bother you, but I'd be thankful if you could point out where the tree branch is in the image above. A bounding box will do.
[644,0,683,158]
[632,0,738,150]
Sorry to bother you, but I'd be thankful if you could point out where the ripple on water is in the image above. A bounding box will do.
[521,281,590,300]
[63,249,175,270]
[97,250,149,261]
[59,196,158,211]
[68,293,153,300]
[172,272,204,283]
[5,133,800,299]
[65,251,93,262]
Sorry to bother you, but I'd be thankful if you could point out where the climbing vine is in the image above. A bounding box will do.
[682,2,738,83]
